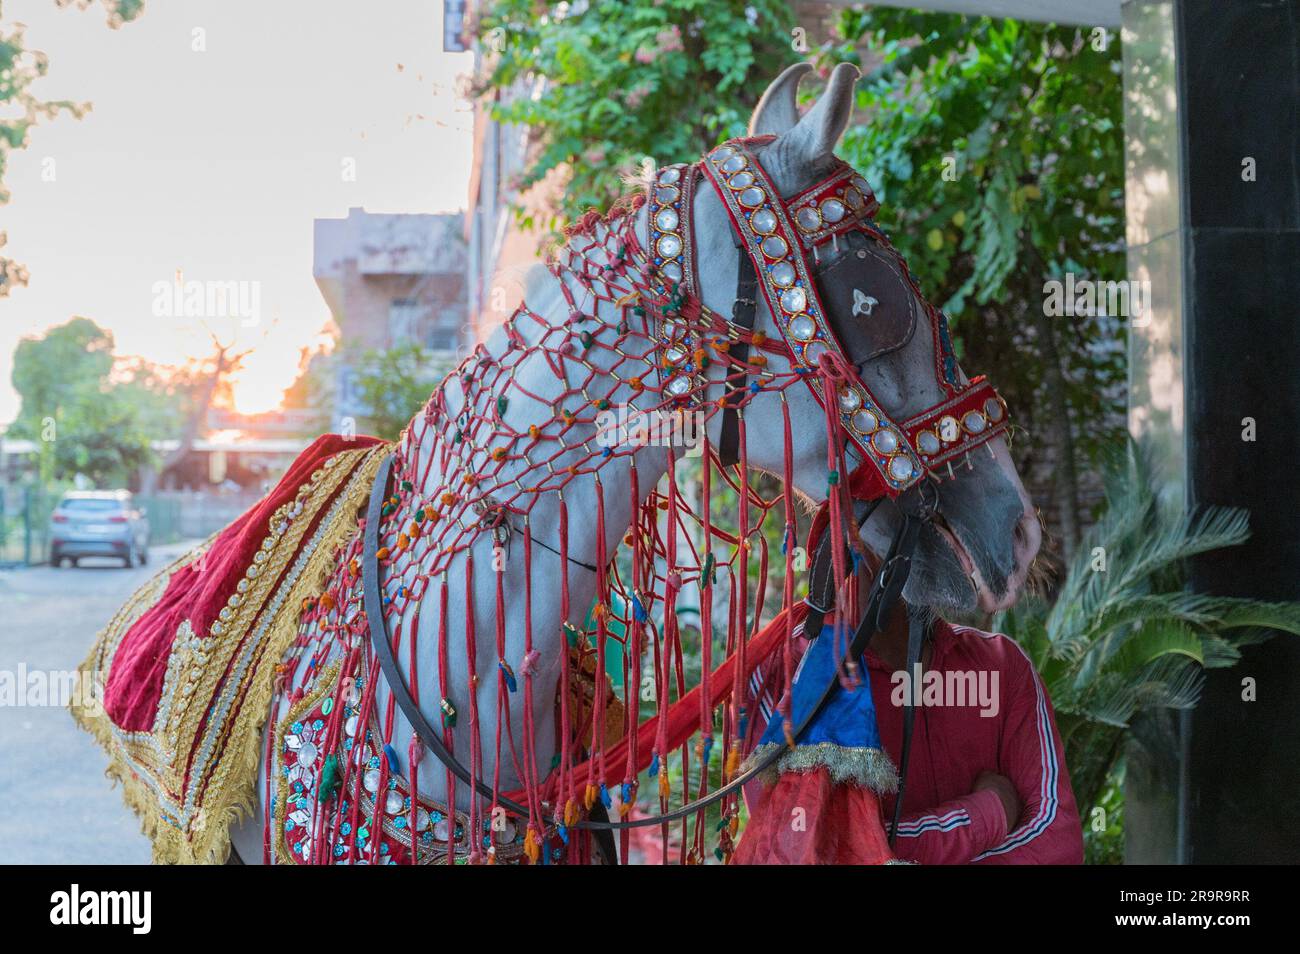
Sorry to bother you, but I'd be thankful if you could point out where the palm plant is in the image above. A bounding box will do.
[994,441,1300,826]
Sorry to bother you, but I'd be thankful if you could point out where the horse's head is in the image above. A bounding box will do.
[686,63,1040,615]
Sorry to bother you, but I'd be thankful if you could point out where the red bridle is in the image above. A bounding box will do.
[648,136,1010,503]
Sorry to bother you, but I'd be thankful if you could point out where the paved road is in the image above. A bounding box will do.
[0,542,201,864]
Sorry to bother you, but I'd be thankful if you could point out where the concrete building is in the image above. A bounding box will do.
[313,208,468,429]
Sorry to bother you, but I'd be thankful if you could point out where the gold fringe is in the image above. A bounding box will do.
[70,444,390,864]
[743,741,899,795]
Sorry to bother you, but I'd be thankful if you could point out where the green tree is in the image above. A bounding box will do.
[994,443,1300,858]
[9,317,158,484]
[0,0,145,297]
[822,9,1128,563]
[476,0,796,227]
[348,342,454,441]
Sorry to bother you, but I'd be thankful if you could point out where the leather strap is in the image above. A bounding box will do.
[889,609,928,847]
[717,240,759,468]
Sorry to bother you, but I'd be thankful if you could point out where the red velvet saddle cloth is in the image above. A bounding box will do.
[71,435,388,864]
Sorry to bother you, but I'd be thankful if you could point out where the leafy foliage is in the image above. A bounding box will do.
[994,442,1300,821]
[8,318,168,485]
[347,342,457,441]
[476,0,796,228]
[0,1,145,298]
[820,9,1127,559]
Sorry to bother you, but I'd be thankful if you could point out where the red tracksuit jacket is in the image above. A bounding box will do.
[745,618,1085,864]
[867,622,1084,864]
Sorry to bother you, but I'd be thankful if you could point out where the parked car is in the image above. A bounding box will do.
[49,491,150,568]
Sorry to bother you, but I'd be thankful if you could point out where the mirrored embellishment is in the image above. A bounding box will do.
[796,207,822,231]
[296,742,318,769]
[363,768,381,794]
[761,236,788,258]
[838,388,862,412]
[803,341,829,366]
[345,715,359,737]
[852,176,871,193]
[963,411,987,434]
[738,186,766,208]
[711,146,735,161]
[658,167,681,184]
[821,199,846,223]
[780,287,807,313]
[666,376,691,396]
[661,261,682,281]
[655,207,679,231]
[889,456,916,482]
[432,817,452,841]
[852,408,879,433]
[664,345,687,364]
[844,187,864,210]
[770,261,796,286]
[414,807,431,831]
[985,397,1004,422]
[657,234,682,258]
[721,155,747,174]
[729,171,755,189]
[384,790,405,815]
[872,429,900,455]
[750,209,777,234]
[917,431,942,455]
[655,186,678,203]
[938,416,961,442]
[788,314,817,341]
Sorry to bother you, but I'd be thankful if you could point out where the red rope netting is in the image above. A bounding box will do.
[272,194,862,865]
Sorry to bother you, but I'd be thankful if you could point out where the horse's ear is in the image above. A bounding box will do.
[765,62,860,192]
[748,62,813,138]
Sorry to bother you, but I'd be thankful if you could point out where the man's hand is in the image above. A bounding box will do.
[974,771,1022,832]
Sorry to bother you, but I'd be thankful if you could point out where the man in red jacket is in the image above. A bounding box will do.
[743,599,1085,865]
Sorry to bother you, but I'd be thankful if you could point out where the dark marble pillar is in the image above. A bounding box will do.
[1123,0,1300,863]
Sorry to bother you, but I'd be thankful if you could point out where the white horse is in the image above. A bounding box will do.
[229,62,1040,864]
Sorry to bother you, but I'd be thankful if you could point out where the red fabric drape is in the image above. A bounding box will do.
[732,767,895,865]
[103,434,383,731]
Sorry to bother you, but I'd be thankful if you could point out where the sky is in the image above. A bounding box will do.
[0,0,473,424]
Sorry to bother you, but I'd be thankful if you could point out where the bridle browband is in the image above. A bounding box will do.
[360,135,1011,861]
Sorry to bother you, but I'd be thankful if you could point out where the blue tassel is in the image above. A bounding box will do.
[632,594,648,623]
[498,660,517,693]
[557,825,569,845]
[382,743,400,774]
[702,735,714,765]
[620,782,633,805]
[648,752,660,778]
[599,783,612,809]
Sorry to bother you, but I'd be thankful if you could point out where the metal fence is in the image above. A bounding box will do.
[0,485,261,566]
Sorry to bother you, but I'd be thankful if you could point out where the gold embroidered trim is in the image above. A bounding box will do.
[71,442,391,864]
